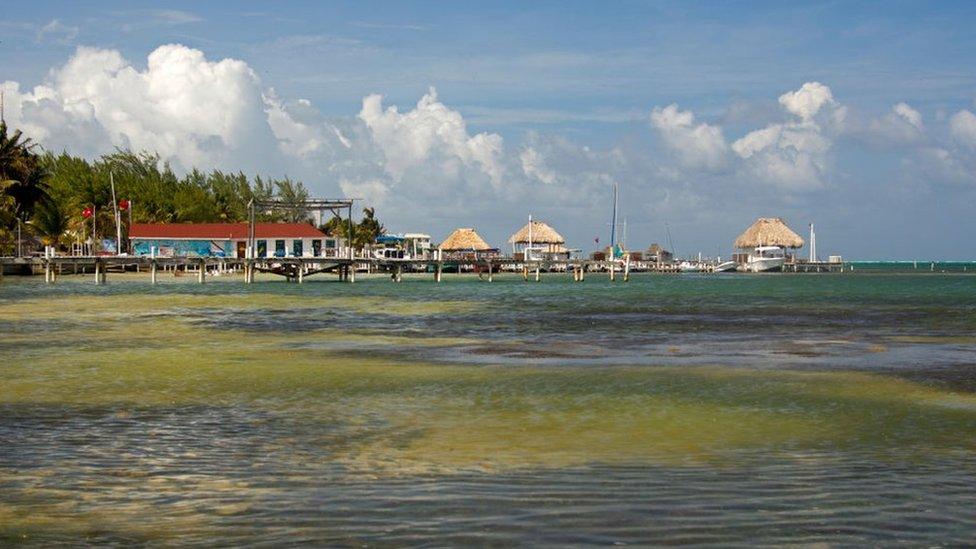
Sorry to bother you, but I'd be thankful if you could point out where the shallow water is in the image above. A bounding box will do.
[1,272,975,544]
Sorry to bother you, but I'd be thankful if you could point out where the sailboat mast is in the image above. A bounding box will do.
[610,182,618,250]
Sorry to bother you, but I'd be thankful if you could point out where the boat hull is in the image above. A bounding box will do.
[745,257,784,272]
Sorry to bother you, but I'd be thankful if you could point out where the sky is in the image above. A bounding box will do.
[2,0,976,259]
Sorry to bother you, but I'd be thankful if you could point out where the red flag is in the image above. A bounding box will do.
[119,199,129,211]
[82,207,93,218]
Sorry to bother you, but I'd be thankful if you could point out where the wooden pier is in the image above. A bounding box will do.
[1,254,851,284]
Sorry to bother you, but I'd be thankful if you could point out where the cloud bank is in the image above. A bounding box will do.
[2,44,974,255]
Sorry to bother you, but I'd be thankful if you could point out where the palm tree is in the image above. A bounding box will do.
[0,121,50,221]
[30,199,69,248]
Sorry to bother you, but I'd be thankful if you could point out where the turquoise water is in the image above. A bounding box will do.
[1,272,976,544]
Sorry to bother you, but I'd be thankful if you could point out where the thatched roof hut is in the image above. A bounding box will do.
[734,217,805,249]
[508,220,565,245]
[439,228,491,251]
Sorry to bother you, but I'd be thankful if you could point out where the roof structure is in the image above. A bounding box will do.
[129,223,326,240]
[508,220,565,244]
[439,228,491,251]
[733,218,805,249]
[647,243,671,255]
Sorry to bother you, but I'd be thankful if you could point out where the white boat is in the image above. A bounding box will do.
[678,261,701,273]
[745,246,785,272]
[713,260,737,272]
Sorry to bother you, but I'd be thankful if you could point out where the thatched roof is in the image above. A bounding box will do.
[647,243,670,255]
[439,228,491,251]
[508,220,565,245]
[734,217,805,249]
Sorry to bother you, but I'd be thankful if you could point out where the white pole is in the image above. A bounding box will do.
[110,172,121,255]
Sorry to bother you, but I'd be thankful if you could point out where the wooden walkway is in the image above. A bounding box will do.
[0,255,848,284]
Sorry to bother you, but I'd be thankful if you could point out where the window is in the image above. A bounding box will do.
[325,239,336,249]
[312,240,322,257]
[275,240,286,257]
[293,239,303,257]
[257,240,267,257]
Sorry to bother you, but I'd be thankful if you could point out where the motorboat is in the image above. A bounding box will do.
[678,261,702,273]
[713,260,737,272]
[745,246,785,272]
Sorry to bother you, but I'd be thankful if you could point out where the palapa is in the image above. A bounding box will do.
[734,217,805,249]
[507,220,565,245]
[439,228,491,251]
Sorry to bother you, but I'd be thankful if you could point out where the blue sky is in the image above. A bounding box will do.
[3,1,976,258]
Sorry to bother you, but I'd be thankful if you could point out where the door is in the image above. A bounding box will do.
[236,241,246,258]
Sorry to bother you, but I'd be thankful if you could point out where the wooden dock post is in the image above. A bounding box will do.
[349,262,356,283]
[609,260,615,282]
[535,264,541,282]
[624,256,630,282]
[94,260,105,285]
[487,262,493,282]
[435,261,442,282]
[43,254,52,284]
[150,260,158,284]
[522,265,529,282]
[298,263,304,284]
[198,259,205,284]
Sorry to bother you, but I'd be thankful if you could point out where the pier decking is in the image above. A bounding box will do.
[1,254,848,284]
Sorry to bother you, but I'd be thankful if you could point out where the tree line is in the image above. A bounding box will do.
[0,122,384,255]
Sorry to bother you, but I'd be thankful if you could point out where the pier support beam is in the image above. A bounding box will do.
[198,259,205,284]
[535,264,541,282]
[349,263,356,283]
[487,262,493,282]
[522,265,528,282]
[298,265,304,284]
[94,260,105,285]
[624,256,630,282]
[151,261,158,284]
[435,262,442,282]
[609,261,615,282]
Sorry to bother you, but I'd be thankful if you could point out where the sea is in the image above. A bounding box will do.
[1,269,975,545]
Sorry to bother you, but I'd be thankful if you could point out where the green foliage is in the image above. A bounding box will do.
[30,199,70,247]
[356,207,385,248]
[1,124,387,253]
[1,121,50,222]
[321,207,386,248]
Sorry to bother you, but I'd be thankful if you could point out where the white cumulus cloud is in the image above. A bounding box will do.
[732,82,841,190]
[2,44,273,171]
[949,110,976,149]
[778,81,835,121]
[358,87,505,185]
[520,146,556,184]
[649,104,728,171]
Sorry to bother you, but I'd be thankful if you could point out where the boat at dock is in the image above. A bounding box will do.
[744,246,785,272]
[713,260,737,272]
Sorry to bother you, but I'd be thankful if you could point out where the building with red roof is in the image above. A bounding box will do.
[129,222,343,258]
